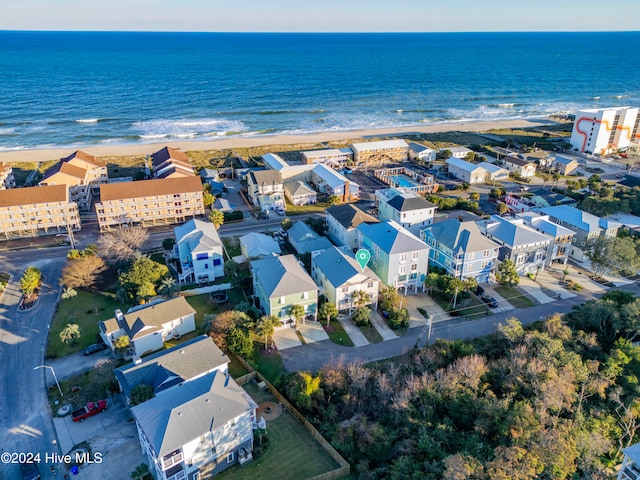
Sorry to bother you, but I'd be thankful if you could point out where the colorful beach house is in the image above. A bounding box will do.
[173,218,224,284]
[325,204,379,250]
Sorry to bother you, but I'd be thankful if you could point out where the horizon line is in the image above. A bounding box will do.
[1,29,639,34]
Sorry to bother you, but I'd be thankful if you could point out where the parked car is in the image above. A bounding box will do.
[72,400,108,422]
[343,167,353,174]
[83,343,107,356]
[481,295,499,308]
[475,285,485,296]
[275,206,285,216]
[257,211,269,219]
[278,228,288,238]
[20,461,40,480]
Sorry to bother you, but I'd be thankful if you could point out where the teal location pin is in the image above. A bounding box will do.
[355,249,371,271]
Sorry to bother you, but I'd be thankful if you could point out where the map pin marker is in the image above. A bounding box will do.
[355,249,371,271]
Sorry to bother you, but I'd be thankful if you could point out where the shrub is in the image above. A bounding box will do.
[388,308,409,329]
[223,210,243,222]
[61,287,78,300]
[352,307,371,327]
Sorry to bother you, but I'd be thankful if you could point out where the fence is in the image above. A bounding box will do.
[235,356,350,480]
[179,283,231,296]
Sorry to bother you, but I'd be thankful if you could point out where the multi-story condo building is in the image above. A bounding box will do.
[96,176,204,232]
[0,185,80,240]
[39,150,108,210]
[150,146,195,179]
[420,219,500,284]
[0,162,16,190]
[357,219,429,293]
[516,212,575,265]
[349,139,409,168]
[570,107,640,155]
[301,148,353,167]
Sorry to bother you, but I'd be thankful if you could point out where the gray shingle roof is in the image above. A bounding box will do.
[386,193,436,212]
[251,254,317,298]
[249,169,283,186]
[174,219,222,254]
[480,215,551,247]
[422,219,499,255]
[115,335,228,399]
[357,220,428,255]
[287,221,333,254]
[110,297,196,340]
[131,370,254,457]
[326,204,378,230]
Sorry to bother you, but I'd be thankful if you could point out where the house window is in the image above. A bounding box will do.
[410,263,417,271]
[279,296,285,304]
[342,286,349,293]
[412,251,419,260]
[213,258,221,266]
[400,253,407,262]
[302,292,309,299]
[367,282,374,288]
[399,265,406,274]
[227,452,234,463]
[467,252,475,260]
[204,263,209,269]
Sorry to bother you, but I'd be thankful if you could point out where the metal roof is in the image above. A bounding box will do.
[357,220,429,255]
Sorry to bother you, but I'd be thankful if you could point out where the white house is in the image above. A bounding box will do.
[311,163,359,202]
[376,188,437,235]
[174,219,224,285]
[503,155,537,178]
[408,142,436,163]
[441,146,472,159]
[478,162,509,182]
[446,157,486,184]
[312,246,381,313]
[99,297,197,356]
[131,370,257,480]
[570,107,640,155]
[246,170,285,212]
[284,180,317,206]
[325,204,379,250]
[357,220,430,293]
[301,148,353,167]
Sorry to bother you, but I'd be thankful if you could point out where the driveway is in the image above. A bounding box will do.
[369,310,398,341]
[272,326,302,350]
[297,321,329,343]
[48,349,112,382]
[404,293,450,326]
[337,315,369,347]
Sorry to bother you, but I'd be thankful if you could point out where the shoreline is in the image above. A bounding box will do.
[0,118,555,163]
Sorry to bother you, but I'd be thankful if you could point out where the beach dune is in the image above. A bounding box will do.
[0,118,551,163]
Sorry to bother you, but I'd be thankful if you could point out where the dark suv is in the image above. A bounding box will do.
[83,343,108,356]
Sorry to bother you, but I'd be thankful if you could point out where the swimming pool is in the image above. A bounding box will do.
[389,175,419,188]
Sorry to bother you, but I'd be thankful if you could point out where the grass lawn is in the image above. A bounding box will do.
[46,359,118,409]
[228,354,250,378]
[325,320,354,347]
[247,347,286,384]
[455,295,489,320]
[47,290,129,358]
[222,237,241,259]
[216,382,340,480]
[360,323,384,344]
[286,200,334,216]
[494,285,536,309]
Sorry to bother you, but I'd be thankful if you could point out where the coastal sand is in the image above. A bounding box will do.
[0,118,552,163]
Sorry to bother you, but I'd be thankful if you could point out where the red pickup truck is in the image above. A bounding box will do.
[72,400,107,422]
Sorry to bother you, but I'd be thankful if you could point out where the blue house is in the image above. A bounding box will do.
[174,219,224,284]
[420,219,500,283]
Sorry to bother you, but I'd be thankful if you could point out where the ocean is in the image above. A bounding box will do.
[0,31,638,151]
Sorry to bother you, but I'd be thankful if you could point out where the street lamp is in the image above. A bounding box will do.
[34,365,63,397]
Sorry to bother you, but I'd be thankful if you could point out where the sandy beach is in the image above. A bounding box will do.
[0,118,552,163]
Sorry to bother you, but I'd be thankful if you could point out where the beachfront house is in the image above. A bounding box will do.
[440,146,472,159]
[420,219,500,284]
[99,297,197,356]
[408,142,436,163]
[239,232,281,260]
[478,215,552,276]
[539,205,620,262]
[173,218,224,284]
[357,219,429,293]
[310,163,359,202]
[376,188,437,234]
[503,155,537,178]
[516,212,575,265]
[287,221,333,255]
[301,148,353,167]
[251,254,318,327]
[445,157,486,184]
[284,180,317,206]
[131,368,257,480]
[325,204,379,250]
[311,246,381,313]
[246,169,285,212]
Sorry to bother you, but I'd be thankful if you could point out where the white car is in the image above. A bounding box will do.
[275,206,286,216]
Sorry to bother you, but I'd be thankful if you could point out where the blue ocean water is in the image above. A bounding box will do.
[0,31,639,151]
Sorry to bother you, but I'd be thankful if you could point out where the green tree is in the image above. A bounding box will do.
[319,301,338,327]
[209,209,224,229]
[379,285,401,312]
[281,217,292,230]
[157,277,178,299]
[226,327,253,357]
[497,202,509,216]
[59,323,81,345]
[286,371,322,410]
[350,290,370,310]
[256,315,280,349]
[352,307,371,326]
[327,195,340,206]
[288,304,306,324]
[585,237,615,279]
[424,272,441,295]
[20,266,42,296]
[162,237,175,251]
[129,384,154,406]
[497,259,519,287]
[117,255,169,302]
[131,463,149,480]
[113,335,130,350]
[203,192,215,207]
[469,191,480,201]
[202,310,251,351]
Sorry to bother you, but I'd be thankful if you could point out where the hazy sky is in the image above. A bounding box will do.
[3,0,639,32]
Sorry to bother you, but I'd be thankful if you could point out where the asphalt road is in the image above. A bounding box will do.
[0,247,67,480]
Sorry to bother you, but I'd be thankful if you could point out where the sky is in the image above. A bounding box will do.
[2,0,640,32]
